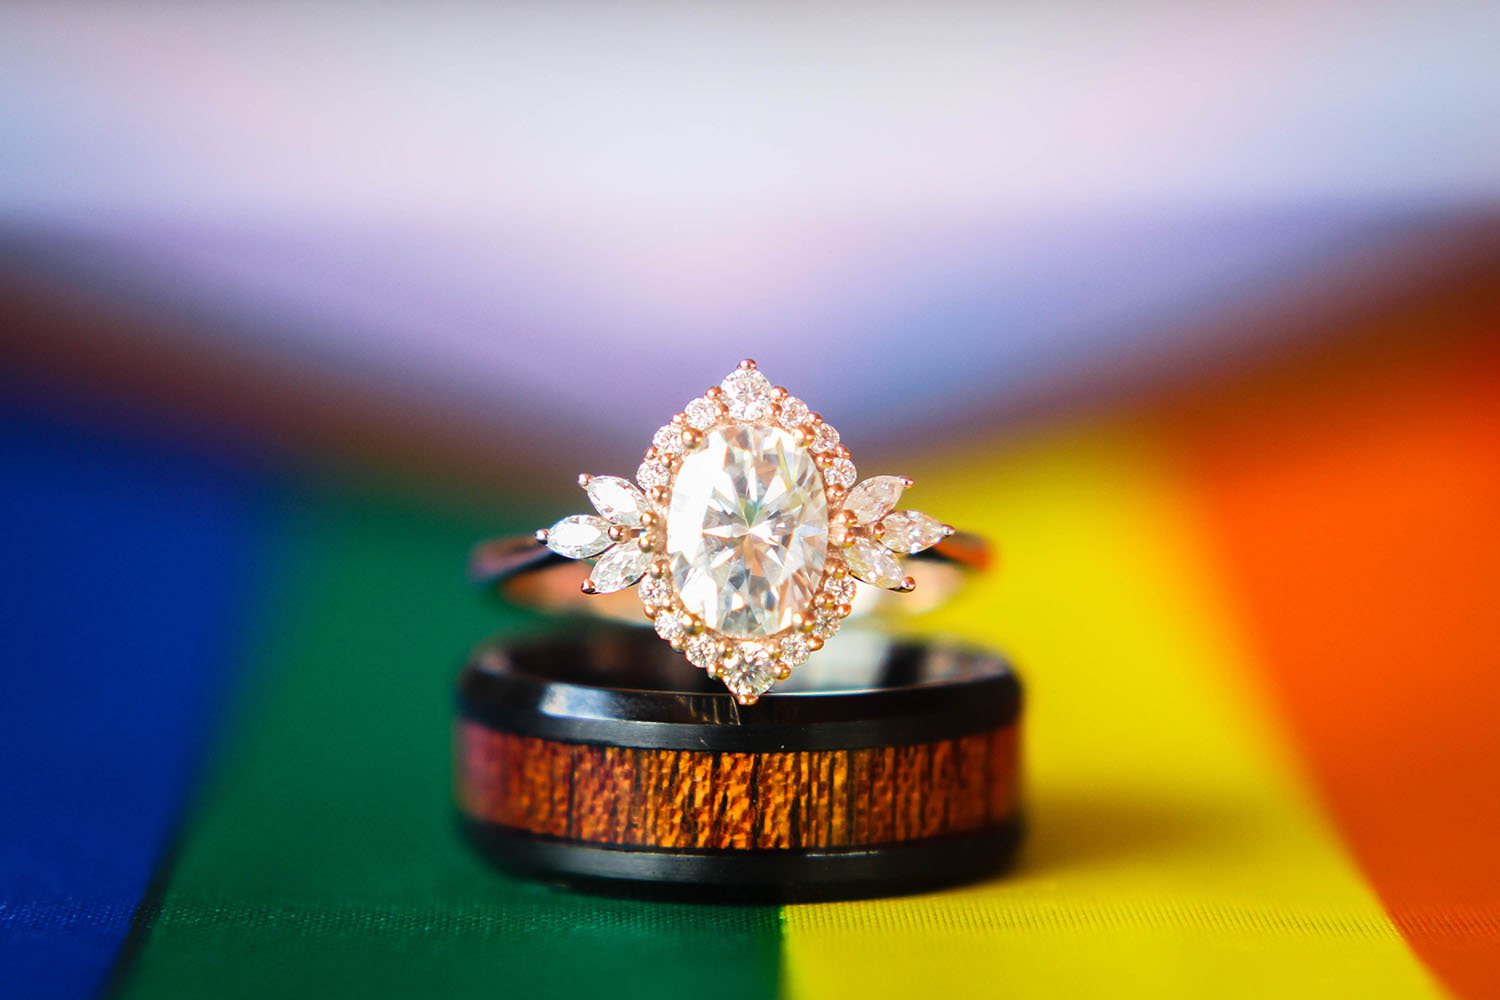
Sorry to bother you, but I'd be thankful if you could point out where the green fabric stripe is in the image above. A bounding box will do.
[117,482,781,1000]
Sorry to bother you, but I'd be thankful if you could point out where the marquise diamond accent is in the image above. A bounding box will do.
[879,510,950,554]
[585,476,650,527]
[845,476,906,524]
[545,515,613,559]
[590,543,652,593]
[847,536,906,589]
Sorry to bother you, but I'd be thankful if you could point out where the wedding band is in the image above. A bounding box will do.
[469,359,992,704]
[455,625,1023,901]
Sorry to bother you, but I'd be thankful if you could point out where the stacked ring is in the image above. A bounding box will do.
[455,626,1023,902]
[460,359,1020,899]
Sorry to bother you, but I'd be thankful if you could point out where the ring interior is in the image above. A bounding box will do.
[476,623,1005,698]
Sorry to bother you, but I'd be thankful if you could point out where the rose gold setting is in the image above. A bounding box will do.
[534,359,957,704]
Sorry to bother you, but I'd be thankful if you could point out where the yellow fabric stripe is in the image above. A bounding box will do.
[782,426,1441,999]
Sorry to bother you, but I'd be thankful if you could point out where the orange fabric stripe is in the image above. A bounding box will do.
[1160,278,1500,996]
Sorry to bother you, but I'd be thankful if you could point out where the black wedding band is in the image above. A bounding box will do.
[455,624,1024,902]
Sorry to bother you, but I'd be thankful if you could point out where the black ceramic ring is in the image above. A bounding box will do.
[455,624,1023,902]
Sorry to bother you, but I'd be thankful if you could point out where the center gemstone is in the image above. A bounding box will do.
[667,425,829,638]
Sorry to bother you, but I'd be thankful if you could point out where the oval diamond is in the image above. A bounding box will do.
[666,425,829,638]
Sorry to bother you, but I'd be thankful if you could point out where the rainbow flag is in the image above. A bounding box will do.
[4,257,1498,999]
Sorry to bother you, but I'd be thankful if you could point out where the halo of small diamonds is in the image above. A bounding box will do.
[538,360,953,704]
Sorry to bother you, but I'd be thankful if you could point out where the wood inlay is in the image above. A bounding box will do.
[457,721,1020,851]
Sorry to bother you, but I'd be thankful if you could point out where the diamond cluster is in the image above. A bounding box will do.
[537,361,953,704]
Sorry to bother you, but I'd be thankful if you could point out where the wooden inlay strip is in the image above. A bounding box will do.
[457,721,1020,851]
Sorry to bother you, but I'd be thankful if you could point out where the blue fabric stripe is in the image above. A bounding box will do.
[0,390,280,999]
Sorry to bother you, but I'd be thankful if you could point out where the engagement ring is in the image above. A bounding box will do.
[470,360,989,704]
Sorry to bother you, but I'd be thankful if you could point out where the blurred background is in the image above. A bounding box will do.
[3,4,1498,999]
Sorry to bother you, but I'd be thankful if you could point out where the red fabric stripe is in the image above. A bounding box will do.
[1160,276,1500,997]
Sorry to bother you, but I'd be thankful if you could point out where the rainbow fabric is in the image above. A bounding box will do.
[3,281,1498,999]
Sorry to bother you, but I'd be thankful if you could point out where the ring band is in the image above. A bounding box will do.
[454,625,1023,902]
[470,527,990,624]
